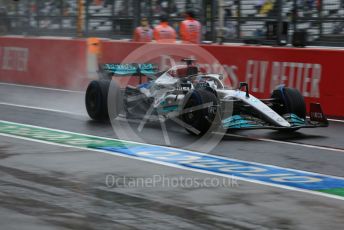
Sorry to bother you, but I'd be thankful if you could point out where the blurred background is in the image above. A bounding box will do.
[1,0,344,46]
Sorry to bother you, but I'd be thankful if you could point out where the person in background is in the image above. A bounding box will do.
[255,0,265,13]
[153,15,176,43]
[0,7,9,34]
[133,17,153,42]
[103,0,114,8]
[258,0,275,16]
[180,10,201,44]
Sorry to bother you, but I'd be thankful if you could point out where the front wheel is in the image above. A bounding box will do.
[271,87,306,132]
[271,87,306,119]
[181,89,220,136]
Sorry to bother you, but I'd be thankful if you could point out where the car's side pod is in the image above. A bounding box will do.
[310,103,328,126]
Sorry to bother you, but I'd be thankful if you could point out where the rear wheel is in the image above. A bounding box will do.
[181,89,219,136]
[85,80,110,121]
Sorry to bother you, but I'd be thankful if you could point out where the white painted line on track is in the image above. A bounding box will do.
[0,82,84,94]
[0,100,343,153]
[219,133,344,153]
[3,119,344,180]
[1,82,343,123]
[0,102,84,116]
[120,116,344,153]
[0,121,344,201]
[327,118,344,123]
[305,116,344,123]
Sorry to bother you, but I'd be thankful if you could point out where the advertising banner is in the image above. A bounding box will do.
[0,37,342,117]
[101,41,343,117]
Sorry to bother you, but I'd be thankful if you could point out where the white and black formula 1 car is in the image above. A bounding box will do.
[85,59,328,135]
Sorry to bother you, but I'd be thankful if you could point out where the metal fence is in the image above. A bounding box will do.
[225,0,344,46]
[1,0,344,46]
[0,0,79,36]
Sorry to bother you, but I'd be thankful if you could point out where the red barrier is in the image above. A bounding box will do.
[0,37,343,117]
[0,36,87,90]
[100,41,344,117]
[201,44,344,117]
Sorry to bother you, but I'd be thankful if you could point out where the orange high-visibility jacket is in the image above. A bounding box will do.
[133,26,153,42]
[180,18,201,44]
[153,22,176,43]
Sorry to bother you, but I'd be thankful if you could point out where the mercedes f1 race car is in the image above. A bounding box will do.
[85,59,328,135]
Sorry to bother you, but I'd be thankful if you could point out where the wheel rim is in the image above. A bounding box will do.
[183,97,203,125]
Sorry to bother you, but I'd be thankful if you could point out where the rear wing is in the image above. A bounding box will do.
[101,63,158,76]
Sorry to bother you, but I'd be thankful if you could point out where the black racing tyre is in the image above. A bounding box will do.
[181,89,219,136]
[271,87,306,119]
[85,80,110,121]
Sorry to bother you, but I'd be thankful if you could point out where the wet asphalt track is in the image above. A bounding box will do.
[0,82,344,230]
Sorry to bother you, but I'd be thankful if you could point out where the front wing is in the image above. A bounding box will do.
[221,113,328,131]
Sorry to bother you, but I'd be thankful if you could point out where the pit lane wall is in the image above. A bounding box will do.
[0,36,87,89]
[0,36,343,117]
